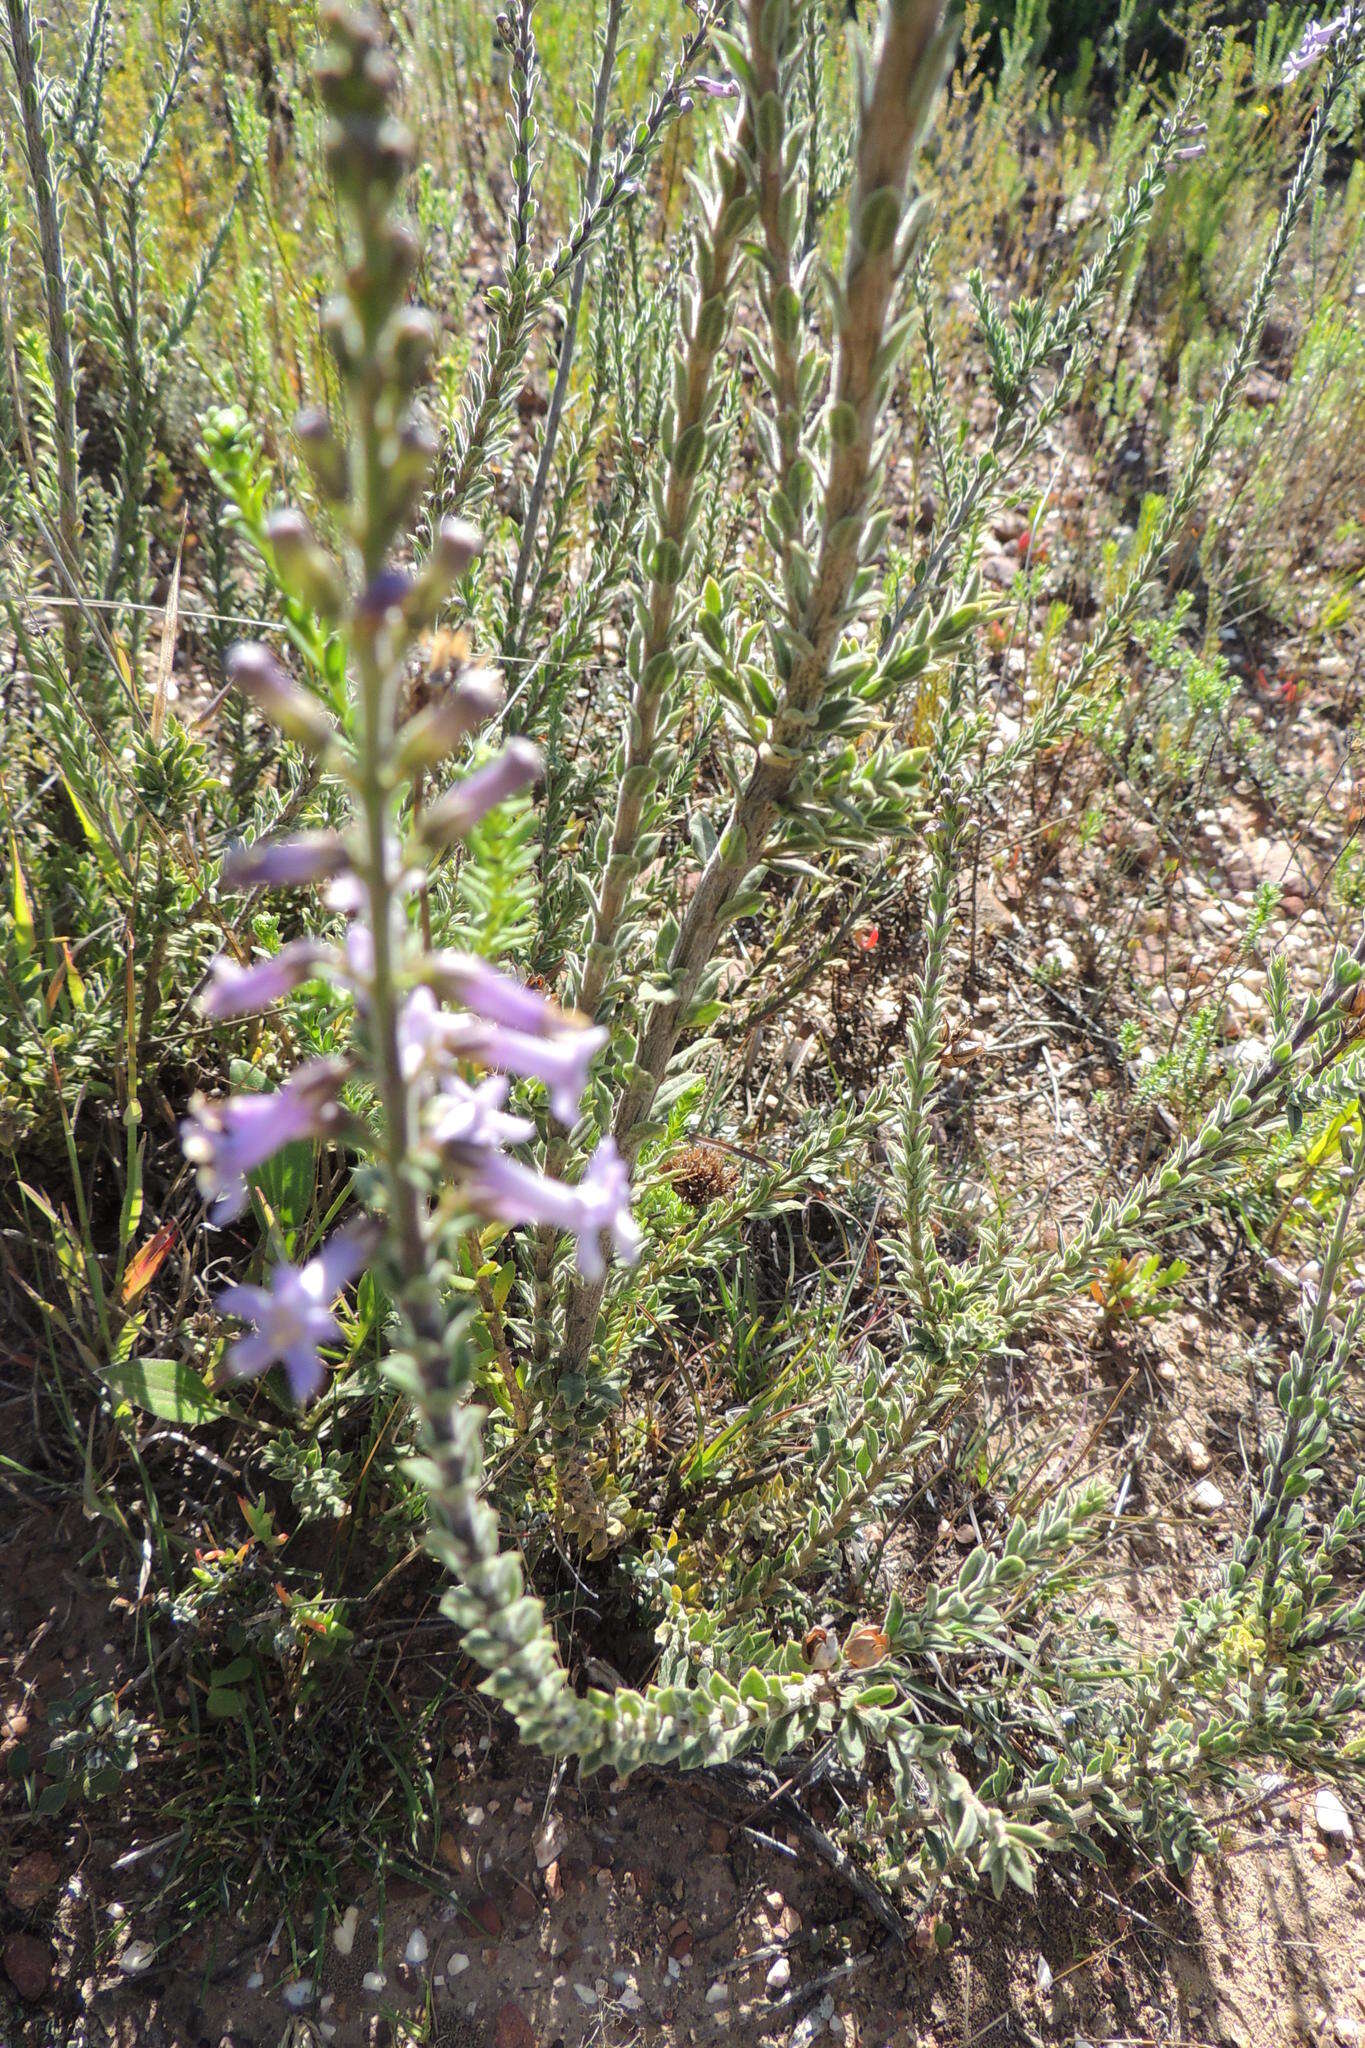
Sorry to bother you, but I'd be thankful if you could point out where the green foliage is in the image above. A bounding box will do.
[3,0,1365,1950]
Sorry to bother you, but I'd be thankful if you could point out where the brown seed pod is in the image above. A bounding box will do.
[843,1624,890,1671]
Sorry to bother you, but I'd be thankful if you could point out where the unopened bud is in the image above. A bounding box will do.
[295,406,350,501]
[397,666,504,772]
[402,518,484,628]
[389,411,439,494]
[421,738,542,848]
[265,508,348,619]
[226,642,337,752]
[384,305,437,385]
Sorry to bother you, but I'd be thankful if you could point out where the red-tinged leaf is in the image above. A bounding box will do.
[120,1223,179,1305]
[60,941,85,1009]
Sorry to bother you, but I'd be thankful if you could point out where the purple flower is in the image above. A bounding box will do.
[1283,11,1353,79]
[424,951,573,1037]
[466,1136,640,1282]
[397,986,456,1088]
[199,939,330,1020]
[444,1015,607,1127]
[217,1226,374,1402]
[420,739,543,848]
[428,1073,535,1155]
[181,1057,347,1221]
[222,832,350,893]
[692,73,738,98]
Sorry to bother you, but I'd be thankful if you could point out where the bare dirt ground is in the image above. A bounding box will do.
[7,827,1365,2047]
[4,1540,1365,2048]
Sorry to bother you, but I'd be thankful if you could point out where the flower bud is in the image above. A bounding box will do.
[226,641,337,752]
[389,411,440,496]
[221,832,350,892]
[420,738,542,848]
[397,666,504,772]
[384,306,438,386]
[402,517,484,628]
[295,406,350,502]
[348,219,420,307]
[265,508,348,619]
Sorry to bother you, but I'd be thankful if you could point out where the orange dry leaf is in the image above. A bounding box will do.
[121,1222,179,1305]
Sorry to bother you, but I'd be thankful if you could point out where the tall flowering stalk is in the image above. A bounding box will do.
[186,1,639,1699]
[184,0,989,1800]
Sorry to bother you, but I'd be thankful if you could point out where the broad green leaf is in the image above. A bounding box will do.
[102,1357,229,1425]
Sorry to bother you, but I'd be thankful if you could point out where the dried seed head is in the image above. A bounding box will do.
[665,1142,738,1209]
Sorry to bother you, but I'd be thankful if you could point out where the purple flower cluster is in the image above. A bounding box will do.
[186,648,639,1403]
[218,1226,375,1401]
[1282,10,1356,80]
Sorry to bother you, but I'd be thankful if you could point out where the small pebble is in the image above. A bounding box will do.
[447,1950,470,1976]
[118,1941,156,1977]
[245,1970,264,1990]
[573,1982,599,2007]
[706,1981,729,2006]
[1316,1786,1354,1842]
[281,1979,314,2011]
[362,1970,386,1994]
[767,1955,791,1992]
[333,1905,360,1957]
[534,1813,568,1868]
[404,1928,428,1966]
[1190,1479,1225,1514]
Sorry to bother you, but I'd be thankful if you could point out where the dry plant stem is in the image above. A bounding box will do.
[1007,72,1341,780]
[560,0,957,1378]
[441,5,720,520]
[749,0,805,506]
[881,88,1195,650]
[506,0,622,638]
[528,95,757,1381]
[573,113,756,1027]
[4,0,83,680]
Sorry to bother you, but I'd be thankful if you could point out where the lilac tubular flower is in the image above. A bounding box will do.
[420,738,543,848]
[424,951,574,1037]
[466,1136,640,1282]
[692,72,739,97]
[429,1072,535,1155]
[445,1015,607,1128]
[1283,11,1352,80]
[181,1057,347,1221]
[199,939,329,1020]
[397,985,456,1087]
[218,1225,375,1403]
[222,832,350,893]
